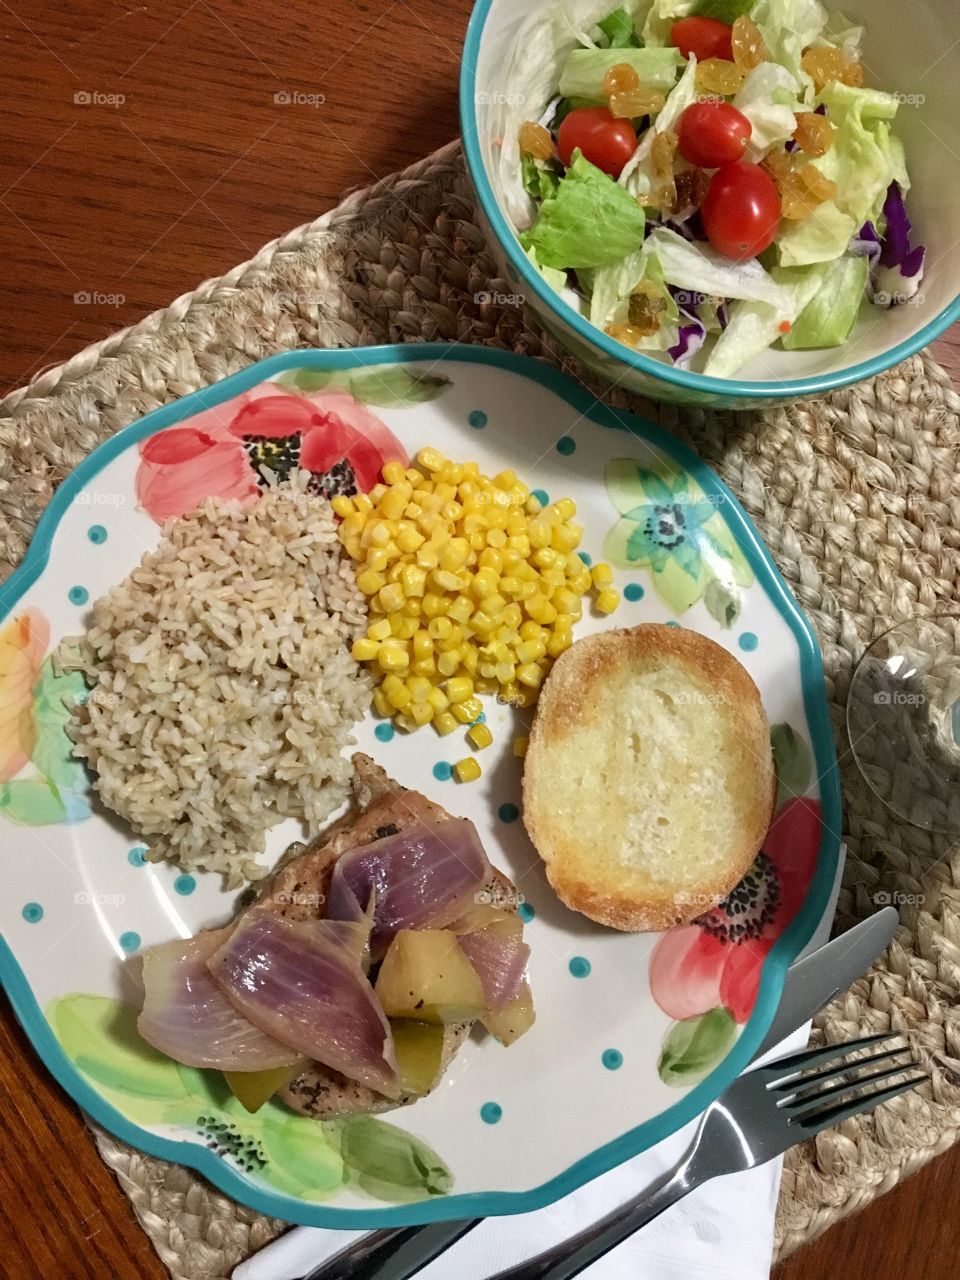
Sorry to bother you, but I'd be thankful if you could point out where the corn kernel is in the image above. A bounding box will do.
[553,588,579,616]
[356,569,385,595]
[555,497,577,520]
[353,493,374,515]
[551,523,582,553]
[468,722,494,750]
[471,569,498,599]
[516,639,546,664]
[591,562,613,589]
[501,603,523,629]
[596,588,621,614]
[368,617,392,642]
[395,712,418,732]
[500,680,521,704]
[417,447,446,472]
[453,696,483,723]
[331,495,354,518]
[547,630,572,658]
[426,686,450,713]
[340,512,366,539]
[517,662,544,688]
[399,565,426,598]
[369,521,393,547]
[409,701,433,727]
[439,538,469,572]
[422,592,448,618]
[446,595,472,624]
[478,547,503,573]
[412,631,433,663]
[382,460,407,485]
[372,687,392,718]
[508,534,530,557]
[351,637,380,662]
[437,649,460,677]
[431,568,462,593]
[495,661,516,685]
[570,569,592,595]
[427,616,453,641]
[526,494,543,514]
[416,544,440,570]
[377,583,405,613]
[454,756,482,783]
[378,644,410,674]
[513,735,528,758]
[446,676,474,704]
[470,610,496,637]
[407,675,432,704]
[433,710,459,736]
[396,524,425,553]
[379,486,411,521]
[406,467,426,488]
[385,681,412,708]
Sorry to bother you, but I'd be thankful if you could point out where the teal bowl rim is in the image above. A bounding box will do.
[459,0,960,401]
[0,343,841,1227]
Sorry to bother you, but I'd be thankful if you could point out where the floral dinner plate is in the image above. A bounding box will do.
[0,344,840,1227]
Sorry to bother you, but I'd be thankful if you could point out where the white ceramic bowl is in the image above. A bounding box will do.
[460,0,960,406]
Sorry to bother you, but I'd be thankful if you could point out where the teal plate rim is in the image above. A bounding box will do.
[458,0,960,402]
[0,343,841,1227]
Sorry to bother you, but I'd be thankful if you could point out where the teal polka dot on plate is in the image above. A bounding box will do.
[498,802,519,823]
[468,410,488,429]
[569,956,591,978]
[739,631,759,652]
[530,489,549,508]
[578,551,592,566]
[517,902,535,923]
[433,761,452,781]
[666,621,681,629]
[174,874,196,896]
[375,723,395,743]
[21,902,43,924]
[128,846,147,867]
[68,586,89,606]
[556,436,576,456]
[119,931,141,953]
[87,524,107,544]
[602,1048,624,1071]
[480,1102,502,1124]
[624,583,644,602]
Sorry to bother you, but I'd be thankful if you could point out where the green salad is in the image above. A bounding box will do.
[512,0,925,376]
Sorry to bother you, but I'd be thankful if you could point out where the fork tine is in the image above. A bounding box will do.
[772,1043,913,1100]
[761,1032,903,1083]
[793,1074,929,1132]
[785,1061,921,1116]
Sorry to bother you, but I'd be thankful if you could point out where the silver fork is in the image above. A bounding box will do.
[303,1032,925,1280]
[485,1032,926,1280]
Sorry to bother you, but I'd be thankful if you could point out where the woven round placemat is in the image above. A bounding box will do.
[3,139,960,1280]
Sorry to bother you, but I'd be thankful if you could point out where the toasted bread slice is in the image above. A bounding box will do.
[522,625,775,932]
[259,755,517,1119]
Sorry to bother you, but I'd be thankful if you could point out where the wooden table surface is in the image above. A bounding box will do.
[1,3,958,1278]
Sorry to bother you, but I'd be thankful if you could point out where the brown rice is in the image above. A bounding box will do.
[62,478,371,885]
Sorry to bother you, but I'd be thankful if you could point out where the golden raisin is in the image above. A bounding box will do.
[792,111,834,156]
[627,280,667,335]
[695,59,746,96]
[645,129,678,209]
[519,121,555,161]
[761,149,792,183]
[840,58,864,87]
[609,87,666,118]
[605,322,651,349]
[602,62,640,97]
[778,162,837,219]
[673,166,711,212]
[731,15,768,73]
[800,45,846,91]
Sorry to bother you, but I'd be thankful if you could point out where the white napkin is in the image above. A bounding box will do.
[234,850,845,1280]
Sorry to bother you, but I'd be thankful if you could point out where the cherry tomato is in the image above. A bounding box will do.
[557,107,637,179]
[670,16,734,62]
[677,102,752,168]
[701,161,780,260]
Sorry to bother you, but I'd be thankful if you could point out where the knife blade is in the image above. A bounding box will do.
[751,905,898,1061]
[296,908,899,1280]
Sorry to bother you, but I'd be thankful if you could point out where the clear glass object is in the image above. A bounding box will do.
[847,615,960,833]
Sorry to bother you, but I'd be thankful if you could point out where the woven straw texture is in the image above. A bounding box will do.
[2,140,959,1280]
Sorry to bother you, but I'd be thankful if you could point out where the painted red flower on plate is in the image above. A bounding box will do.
[136,383,408,523]
[650,796,822,1024]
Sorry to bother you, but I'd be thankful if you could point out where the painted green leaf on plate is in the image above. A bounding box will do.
[658,1006,737,1087]
[337,1114,453,1202]
[30,657,88,789]
[277,366,450,407]
[771,722,813,809]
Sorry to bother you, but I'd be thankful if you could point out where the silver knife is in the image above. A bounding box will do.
[298,907,899,1280]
